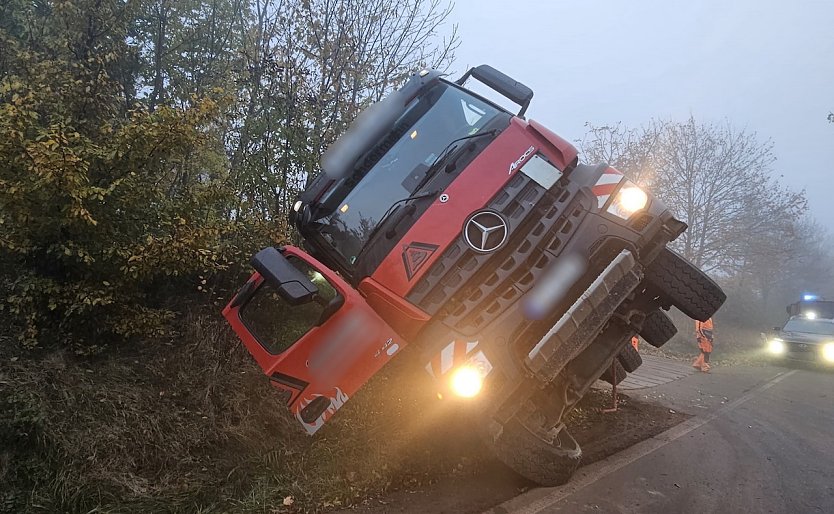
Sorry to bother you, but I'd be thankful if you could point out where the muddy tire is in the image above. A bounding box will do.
[617,343,642,372]
[645,248,726,321]
[490,418,582,486]
[640,310,677,348]
[600,359,627,386]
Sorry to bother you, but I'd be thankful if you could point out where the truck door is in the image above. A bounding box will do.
[223,246,404,434]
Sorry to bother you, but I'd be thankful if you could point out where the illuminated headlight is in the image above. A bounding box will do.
[607,181,649,219]
[822,343,834,363]
[805,311,818,319]
[767,339,786,355]
[293,200,303,213]
[449,365,485,398]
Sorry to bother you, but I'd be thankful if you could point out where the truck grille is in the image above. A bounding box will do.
[407,172,589,335]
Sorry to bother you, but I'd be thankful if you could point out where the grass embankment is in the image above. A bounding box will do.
[2,310,699,513]
[1,313,498,513]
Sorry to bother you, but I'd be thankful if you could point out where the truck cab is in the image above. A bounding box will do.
[223,65,726,485]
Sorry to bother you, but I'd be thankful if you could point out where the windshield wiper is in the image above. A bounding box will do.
[356,190,438,261]
[412,129,498,193]
[354,129,498,263]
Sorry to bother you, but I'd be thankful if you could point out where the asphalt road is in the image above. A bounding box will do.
[492,362,834,514]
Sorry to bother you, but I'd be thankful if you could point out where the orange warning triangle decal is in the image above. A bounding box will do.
[402,242,439,280]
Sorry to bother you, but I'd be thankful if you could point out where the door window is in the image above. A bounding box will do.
[240,258,340,354]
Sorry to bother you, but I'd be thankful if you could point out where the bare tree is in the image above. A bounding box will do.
[650,118,806,273]
[225,0,459,219]
[579,122,662,188]
[580,118,807,274]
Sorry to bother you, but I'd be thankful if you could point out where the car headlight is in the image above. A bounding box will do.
[822,343,834,363]
[607,181,649,219]
[767,339,785,355]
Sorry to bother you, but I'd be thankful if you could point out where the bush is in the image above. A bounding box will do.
[0,20,284,351]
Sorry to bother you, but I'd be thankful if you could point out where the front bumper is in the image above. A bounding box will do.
[413,169,682,418]
[769,342,834,364]
[526,249,643,383]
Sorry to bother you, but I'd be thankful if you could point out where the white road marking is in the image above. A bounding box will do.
[488,369,798,514]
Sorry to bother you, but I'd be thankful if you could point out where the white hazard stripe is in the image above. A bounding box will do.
[439,342,455,375]
[425,362,435,378]
[427,339,484,378]
[594,173,623,186]
[592,167,625,209]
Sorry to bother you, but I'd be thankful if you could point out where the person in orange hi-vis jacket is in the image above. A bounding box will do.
[692,318,714,372]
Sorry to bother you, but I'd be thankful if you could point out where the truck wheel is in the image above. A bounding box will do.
[490,418,582,486]
[617,343,642,372]
[600,359,627,386]
[640,310,677,348]
[645,248,726,322]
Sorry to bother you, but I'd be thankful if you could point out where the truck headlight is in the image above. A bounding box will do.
[822,343,834,363]
[607,181,648,219]
[449,365,484,398]
[767,339,785,355]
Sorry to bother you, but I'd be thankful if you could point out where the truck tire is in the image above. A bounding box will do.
[600,359,627,386]
[645,248,726,322]
[490,418,582,486]
[640,310,677,348]
[617,343,642,373]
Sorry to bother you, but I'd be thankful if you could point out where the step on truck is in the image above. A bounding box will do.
[222,65,726,485]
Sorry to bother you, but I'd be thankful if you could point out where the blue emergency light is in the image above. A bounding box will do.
[803,294,819,301]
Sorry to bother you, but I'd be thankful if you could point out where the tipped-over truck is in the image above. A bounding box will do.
[222,65,726,485]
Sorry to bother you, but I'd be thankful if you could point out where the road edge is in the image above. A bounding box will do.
[487,369,797,514]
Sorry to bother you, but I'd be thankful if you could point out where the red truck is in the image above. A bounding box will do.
[222,65,725,485]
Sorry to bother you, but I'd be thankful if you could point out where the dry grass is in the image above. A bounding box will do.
[0,312,489,513]
[2,307,736,513]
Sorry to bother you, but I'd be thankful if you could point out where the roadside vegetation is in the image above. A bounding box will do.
[1,0,832,512]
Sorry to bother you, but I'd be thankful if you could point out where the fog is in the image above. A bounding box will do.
[449,0,834,229]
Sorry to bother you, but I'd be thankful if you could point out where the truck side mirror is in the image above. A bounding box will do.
[250,247,318,306]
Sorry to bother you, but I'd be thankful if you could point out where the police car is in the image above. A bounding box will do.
[765,296,834,364]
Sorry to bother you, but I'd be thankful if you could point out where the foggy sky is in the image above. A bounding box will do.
[448,0,834,230]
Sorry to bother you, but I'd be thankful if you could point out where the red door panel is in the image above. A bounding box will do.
[223,246,406,434]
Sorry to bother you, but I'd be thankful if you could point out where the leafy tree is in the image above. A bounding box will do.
[0,0,459,351]
[0,0,277,351]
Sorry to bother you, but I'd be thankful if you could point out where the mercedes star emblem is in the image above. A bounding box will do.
[463,211,509,253]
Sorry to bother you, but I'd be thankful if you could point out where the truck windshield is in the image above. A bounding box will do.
[316,83,502,266]
[783,319,834,336]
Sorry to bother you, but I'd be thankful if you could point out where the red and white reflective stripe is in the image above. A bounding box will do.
[425,340,480,378]
[591,167,624,208]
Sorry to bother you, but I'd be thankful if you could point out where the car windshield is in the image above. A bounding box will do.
[782,319,834,336]
[316,83,502,266]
